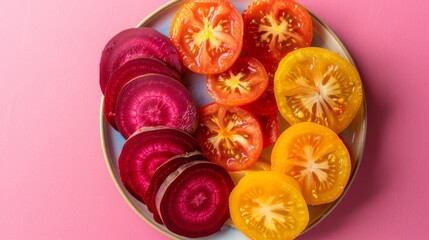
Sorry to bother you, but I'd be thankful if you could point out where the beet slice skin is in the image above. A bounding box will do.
[103,56,182,129]
[145,151,207,224]
[118,127,200,204]
[156,161,235,238]
[99,27,185,94]
[115,73,197,139]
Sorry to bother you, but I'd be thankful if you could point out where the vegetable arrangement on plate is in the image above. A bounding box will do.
[99,0,363,239]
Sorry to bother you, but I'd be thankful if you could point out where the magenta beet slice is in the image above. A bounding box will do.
[145,151,208,224]
[103,56,182,129]
[99,27,185,93]
[118,127,200,203]
[156,161,235,238]
[115,73,197,139]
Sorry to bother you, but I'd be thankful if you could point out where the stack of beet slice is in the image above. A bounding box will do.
[118,127,234,238]
[103,56,181,129]
[144,151,208,224]
[100,27,235,238]
[99,27,196,139]
[99,27,185,94]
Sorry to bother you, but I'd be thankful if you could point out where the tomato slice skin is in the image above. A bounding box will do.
[271,122,351,205]
[170,0,243,74]
[206,57,268,106]
[274,47,363,133]
[229,171,309,240]
[242,0,313,63]
[243,63,279,115]
[257,113,280,148]
[228,160,271,185]
[196,103,263,172]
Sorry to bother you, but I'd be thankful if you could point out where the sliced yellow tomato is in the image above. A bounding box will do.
[229,171,309,240]
[271,122,351,205]
[274,47,363,133]
[228,160,271,185]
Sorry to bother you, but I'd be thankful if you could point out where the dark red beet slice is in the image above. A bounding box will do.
[99,27,185,93]
[103,56,182,129]
[115,74,197,139]
[118,127,200,203]
[156,161,235,238]
[145,151,207,224]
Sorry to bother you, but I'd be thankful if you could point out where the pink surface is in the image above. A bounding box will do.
[1,0,428,239]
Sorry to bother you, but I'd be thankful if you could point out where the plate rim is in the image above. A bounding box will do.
[100,0,368,238]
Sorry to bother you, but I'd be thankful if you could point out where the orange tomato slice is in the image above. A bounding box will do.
[242,0,313,63]
[271,122,351,205]
[206,57,268,106]
[195,103,263,171]
[228,160,271,185]
[229,171,309,240]
[170,0,243,74]
[274,47,363,133]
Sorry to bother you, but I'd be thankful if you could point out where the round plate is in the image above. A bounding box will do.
[100,0,367,239]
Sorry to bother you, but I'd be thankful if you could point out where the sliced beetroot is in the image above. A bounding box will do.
[145,151,207,224]
[99,27,185,93]
[156,161,234,238]
[115,74,197,139]
[118,127,200,203]
[103,56,182,129]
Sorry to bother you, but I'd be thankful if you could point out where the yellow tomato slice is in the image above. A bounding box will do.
[229,171,309,240]
[271,122,351,205]
[228,160,271,185]
[274,47,363,133]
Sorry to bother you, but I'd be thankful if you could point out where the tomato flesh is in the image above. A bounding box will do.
[257,113,280,148]
[196,103,263,171]
[229,171,309,239]
[228,160,271,185]
[242,0,313,63]
[170,0,243,74]
[271,122,351,205]
[274,47,363,133]
[206,57,268,106]
[243,63,279,115]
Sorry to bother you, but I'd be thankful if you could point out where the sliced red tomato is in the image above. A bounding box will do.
[257,113,280,148]
[206,57,268,106]
[242,0,313,63]
[243,63,279,115]
[170,0,243,74]
[196,103,263,171]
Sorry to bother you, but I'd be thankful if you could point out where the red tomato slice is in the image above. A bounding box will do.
[170,0,243,74]
[196,103,263,171]
[206,57,268,106]
[257,113,280,148]
[243,63,279,115]
[242,0,313,63]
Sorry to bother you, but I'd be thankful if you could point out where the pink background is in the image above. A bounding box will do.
[1,0,428,239]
